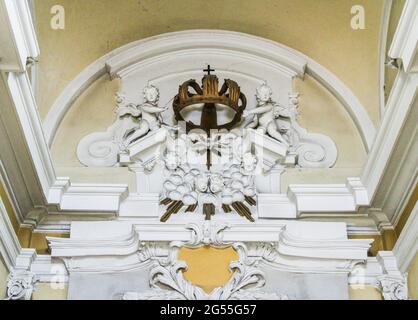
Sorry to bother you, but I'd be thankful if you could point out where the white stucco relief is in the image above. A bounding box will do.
[76,76,337,222]
[47,220,380,300]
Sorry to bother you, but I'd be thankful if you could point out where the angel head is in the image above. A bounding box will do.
[165,152,180,171]
[143,84,160,104]
[255,82,273,103]
[242,152,258,173]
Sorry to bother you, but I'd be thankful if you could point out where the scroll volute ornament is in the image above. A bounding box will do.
[173,74,247,133]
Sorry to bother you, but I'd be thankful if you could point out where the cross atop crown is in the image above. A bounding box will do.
[203,65,215,76]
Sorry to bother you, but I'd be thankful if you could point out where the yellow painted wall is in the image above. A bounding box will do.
[349,285,383,300]
[31,283,68,300]
[18,227,70,254]
[0,255,8,299]
[178,246,238,293]
[408,254,418,300]
[0,180,20,235]
[395,184,418,237]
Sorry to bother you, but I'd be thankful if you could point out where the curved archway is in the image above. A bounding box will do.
[43,30,376,151]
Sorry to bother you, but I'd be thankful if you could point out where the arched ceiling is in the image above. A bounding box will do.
[35,0,384,126]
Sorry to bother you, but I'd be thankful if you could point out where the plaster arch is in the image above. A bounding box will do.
[43,30,376,151]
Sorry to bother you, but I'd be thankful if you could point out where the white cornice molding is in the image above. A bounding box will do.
[393,202,418,272]
[55,183,129,212]
[5,72,56,198]
[12,0,39,59]
[81,221,371,259]
[384,122,418,225]
[48,221,372,275]
[361,71,418,203]
[7,221,400,300]
[0,0,39,72]
[389,0,418,73]
[391,174,418,227]
[14,222,403,300]
[2,72,129,214]
[43,30,375,151]
[367,5,418,220]
[288,177,369,213]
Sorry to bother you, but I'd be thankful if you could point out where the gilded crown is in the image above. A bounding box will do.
[173,74,246,113]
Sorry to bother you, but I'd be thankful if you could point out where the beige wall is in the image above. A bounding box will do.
[0,255,8,299]
[349,285,383,300]
[408,254,418,300]
[36,0,383,123]
[31,283,68,300]
[28,284,384,300]
[52,76,120,168]
[1,180,20,235]
[28,283,385,300]
[282,75,367,188]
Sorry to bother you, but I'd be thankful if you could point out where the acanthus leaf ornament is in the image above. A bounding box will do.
[123,222,288,300]
[5,271,37,300]
[186,221,230,247]
[378,275,408,300]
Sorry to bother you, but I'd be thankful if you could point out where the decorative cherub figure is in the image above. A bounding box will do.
[243,82,289,147]
[119,84,167,146]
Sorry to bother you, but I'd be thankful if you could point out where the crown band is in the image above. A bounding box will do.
[173,75,247,132]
